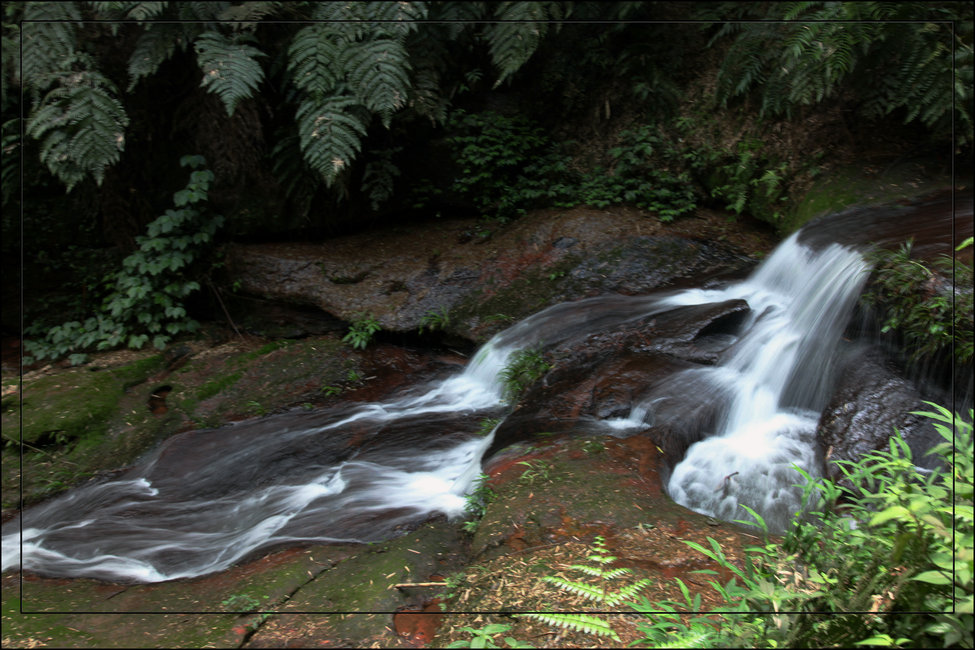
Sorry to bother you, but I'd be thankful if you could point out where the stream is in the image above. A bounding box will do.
[3,191,970,583]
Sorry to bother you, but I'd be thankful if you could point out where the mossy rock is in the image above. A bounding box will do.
[785,160,951,234]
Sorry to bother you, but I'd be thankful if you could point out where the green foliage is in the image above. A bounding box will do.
[341,313,381,350]
[516,460,551,486]
[575,124,698,221]
[442,112,700,221]
[861,240,973,366]
[419,306,451,334]
[633,404,974,649]
[194,31,267,117]
[24,155,222,363]
[707,2,973,146]
[476,418,501,437]
[500,347,551,403]
[446,623,531,649]
[462,472,496,532]
[514,535,652,642]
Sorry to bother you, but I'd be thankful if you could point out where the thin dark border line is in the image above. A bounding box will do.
[11,12,965,622]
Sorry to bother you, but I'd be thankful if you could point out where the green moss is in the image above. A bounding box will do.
[786,162,951,234]
[3,355,163,447]
[196,371,243,401]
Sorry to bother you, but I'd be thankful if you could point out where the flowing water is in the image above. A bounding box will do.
[3,191,968,582]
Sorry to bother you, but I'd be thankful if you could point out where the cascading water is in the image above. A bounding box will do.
[658,235,870,532]
[0,214,889,582]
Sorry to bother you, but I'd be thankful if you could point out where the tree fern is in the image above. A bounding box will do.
[287,24,344,101]
[194,31,266,116]
[127,23,183,91]
[485,2,552,88]
[20,2,81,95]
[26,69,129,190]
[295,95,369,186]
[516,613,621,642]
[344,36,412,127]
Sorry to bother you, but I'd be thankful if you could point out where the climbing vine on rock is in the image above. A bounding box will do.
[24,155,223,364]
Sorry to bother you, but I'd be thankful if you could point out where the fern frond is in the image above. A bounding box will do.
[26,70,129,190]
[602,578,652,606]
[485,1,550,88]
[295,95,369,186]
[178,2,228,21]
[91,2,167,21]
[344,36,412,128]
[516,613,621,642]
[541,575,607,602]
[194,31,266,116]
[647,630,714,649]
[127,23,183,91]
[366,1,428,39]
[217,1,282,29]
[21,2,81,93]
[287,24,344,100]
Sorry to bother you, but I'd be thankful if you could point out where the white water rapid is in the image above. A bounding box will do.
[3,230,872,582]
[659,234,870,531]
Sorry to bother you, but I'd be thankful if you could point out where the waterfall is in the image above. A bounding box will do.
[660,234,870,532]
[2,227,874,581]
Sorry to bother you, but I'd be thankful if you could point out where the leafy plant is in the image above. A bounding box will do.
[516,460,552,486]
[342,314,381,350]
[705,2,973,146]
[446,623,531,649]
[462,472,496,532]
[419,307,451,334]
[500,347,551,403]
[861,239,973,366]
[632,403,974,649]
[24,155,222,364]
[476,418,501,437]
[515,535,652,642]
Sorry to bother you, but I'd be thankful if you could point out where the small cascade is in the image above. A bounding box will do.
[5,194,958,581]
[659,235,871,532]
[1,336,517,582]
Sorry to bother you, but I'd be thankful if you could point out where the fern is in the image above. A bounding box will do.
[485,2,552,88]
[344,36,412,127]
[367,0,429,40]
[127,23,183,91]
[295,95,369,185]
[287,24,344,101]
[20,2,81,94]
[517,613,620,642]
[194,31,267,116]
[26,69,129,190]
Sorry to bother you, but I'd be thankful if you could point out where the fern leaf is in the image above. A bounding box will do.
[21,2,81,92]
[344,37,412,128]
[27,70,129,190]
[516,613,621,642]
[295,95,368,186]
[127,23,183,91]
[541,576,607,602]
[648,630,714,649]
[485,1,550,88]
[217,1,282,28]
[194,31,266,116]
[287,24,345,101]
[602,578,652,606]
[366,1,428,39]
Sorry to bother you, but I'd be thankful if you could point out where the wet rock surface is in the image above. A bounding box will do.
[817,346,941,478]
[225,206,767,343]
